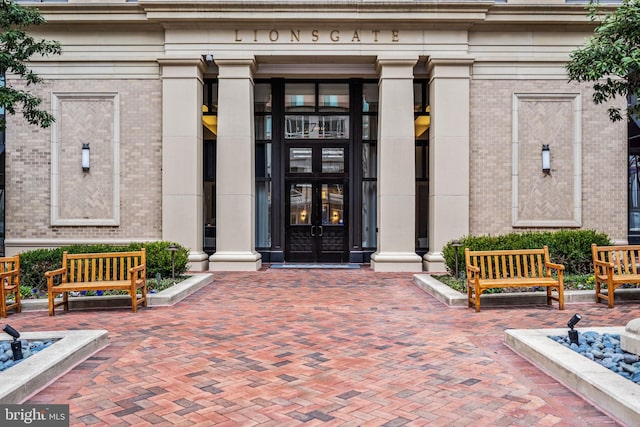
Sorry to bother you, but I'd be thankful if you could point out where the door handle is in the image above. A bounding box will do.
[318,225,323,237]
[310,226,316,237]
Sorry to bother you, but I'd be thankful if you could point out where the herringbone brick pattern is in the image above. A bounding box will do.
[10,268,637,426]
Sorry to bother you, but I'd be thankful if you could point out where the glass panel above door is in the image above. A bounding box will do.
[289,147,312,173]
[285,83,315,112]
[319,83,349,112]
[285,115,349,139]
[322,148,344,173]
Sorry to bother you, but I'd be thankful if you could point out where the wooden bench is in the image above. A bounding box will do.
[465,246,565,312]
[0,255,21,318]
[592,243,640,308]
[45,249,146,316]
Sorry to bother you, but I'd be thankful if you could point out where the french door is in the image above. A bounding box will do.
[285,144,348,262]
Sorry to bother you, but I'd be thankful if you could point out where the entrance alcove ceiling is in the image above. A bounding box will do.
[254,55,378,78]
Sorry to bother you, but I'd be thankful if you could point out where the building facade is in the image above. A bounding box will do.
[3,0,629,272]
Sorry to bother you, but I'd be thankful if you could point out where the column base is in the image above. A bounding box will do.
[188,251,210,272]
[209,252,262,271]
[370,252,423,272]
[423,251,447,273]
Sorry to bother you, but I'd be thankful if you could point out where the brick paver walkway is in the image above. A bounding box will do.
[8,268,639,426]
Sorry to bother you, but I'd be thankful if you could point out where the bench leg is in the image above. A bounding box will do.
[131,287,138,313]
[557,285,564,310]
[608,285,615,309]
[48,291,55,316]
[15,288,21,314]
[63,292,69,312]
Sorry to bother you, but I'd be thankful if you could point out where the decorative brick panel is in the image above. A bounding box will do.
[52,93,119,225]
[513,93,580,227]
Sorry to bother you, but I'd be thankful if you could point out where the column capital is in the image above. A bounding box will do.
[214,55,257,79]
[376,56,418,79]
[158,57,207,81]
[426,56,474,78]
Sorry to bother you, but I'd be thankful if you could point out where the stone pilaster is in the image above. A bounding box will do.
[160,58,209,271]
[208,56,262,271]
[424,57,473,272]
[370,56,423,272]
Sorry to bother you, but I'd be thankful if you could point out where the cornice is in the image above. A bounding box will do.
[28,1,615,27]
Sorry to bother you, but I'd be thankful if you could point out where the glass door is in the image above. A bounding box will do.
[286,181,346,262]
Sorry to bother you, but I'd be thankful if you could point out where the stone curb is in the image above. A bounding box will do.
[18,273,214,312]
[505,327,640,427]
[0,330,108,403]
[413,274,640,308]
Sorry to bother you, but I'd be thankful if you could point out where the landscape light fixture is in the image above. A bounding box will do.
[542,144,551,174]
[166,244,179,279]
[451,240,462,280]
[3,324,23,361]
[82,143,90,172]
[567,313,582,345]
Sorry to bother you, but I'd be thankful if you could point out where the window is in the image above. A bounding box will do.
[256,83,273,248]
[414,80,429,250]
[203,80,218,252]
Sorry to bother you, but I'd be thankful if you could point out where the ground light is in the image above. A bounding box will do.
[2,324,23,361]
[567,313,582,345]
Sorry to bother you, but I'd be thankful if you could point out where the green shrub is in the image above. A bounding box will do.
[19,247,63,292]
[139,241,189,279]
[442,230,611,277]
[19,241,190,294]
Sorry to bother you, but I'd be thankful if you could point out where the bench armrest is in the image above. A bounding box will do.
[45,267,67,290]
[593,259,614,277]
[545,261,564,271]
[0,268,19,279]
[129,264,145,274]
[593,259,613,269]
[466,265,480,274]
[466,264,480,287]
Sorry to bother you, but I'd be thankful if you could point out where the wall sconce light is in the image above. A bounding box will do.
[205,53,214,63]
[567,313,581,345]
[3,324,23,361]
[300,210,307,222]
[82,143,90,172]
[541,144,551,174]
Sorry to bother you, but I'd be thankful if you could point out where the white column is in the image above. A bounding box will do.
[424,58,473,272]
[370,56,423,272]
[209,56,262,271]
[160,58,209,271]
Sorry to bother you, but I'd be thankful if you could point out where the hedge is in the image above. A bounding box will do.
[441,230,611,276]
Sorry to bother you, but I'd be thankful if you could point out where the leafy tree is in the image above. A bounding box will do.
[0,0,61,130]
[566,0,640,122]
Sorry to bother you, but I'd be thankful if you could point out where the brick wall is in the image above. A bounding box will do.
[469,79,627,241]
[5,78,162,242]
